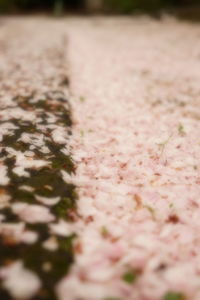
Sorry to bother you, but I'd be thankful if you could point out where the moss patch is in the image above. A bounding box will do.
[0,91,77,299]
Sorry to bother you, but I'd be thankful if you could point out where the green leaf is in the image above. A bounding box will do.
[144,205,155,217]
[80,96,86,102]
[101,226,109,237]
[178,124,186,136]
[122,270,137,284]
[164,291,185,300]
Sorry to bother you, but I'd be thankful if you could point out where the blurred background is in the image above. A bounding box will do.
[0,0,200,20]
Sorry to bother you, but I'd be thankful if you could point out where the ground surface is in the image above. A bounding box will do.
[0,16,200,300]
